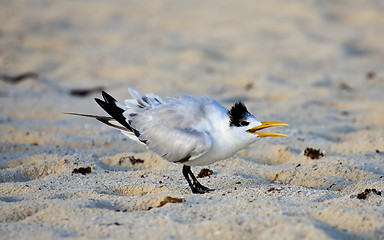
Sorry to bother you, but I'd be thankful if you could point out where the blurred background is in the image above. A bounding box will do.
[1,0,383,153]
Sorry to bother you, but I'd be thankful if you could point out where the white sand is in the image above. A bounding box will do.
[1,0,383,239]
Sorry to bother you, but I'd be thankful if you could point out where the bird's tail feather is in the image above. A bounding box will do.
[94,91,133,131]
[63,112,128,131]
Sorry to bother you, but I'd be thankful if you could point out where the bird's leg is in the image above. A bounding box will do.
[182,165,214,194]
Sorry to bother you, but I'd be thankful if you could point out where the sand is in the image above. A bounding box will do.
[1,0,384,239]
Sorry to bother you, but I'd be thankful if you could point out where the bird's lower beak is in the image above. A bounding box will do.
[246,122,288,137]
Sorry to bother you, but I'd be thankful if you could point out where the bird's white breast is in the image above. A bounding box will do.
[184,102,248,166]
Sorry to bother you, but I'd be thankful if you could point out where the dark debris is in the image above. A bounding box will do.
[0,72,38,84]
[157,196,184,208]
[72,166,92,175]
[244,82,254,91]
[339,82,353,91]
[356,188,382,200]
[267,187,284,192]
[366,71,376,80]
[118,156,145,165]
[197,168,213,178]
[69,86,104,97]
[129,156,144,165]
[304,147,324,160]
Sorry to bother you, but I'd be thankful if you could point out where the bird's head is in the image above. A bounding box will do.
[228,102,288,142]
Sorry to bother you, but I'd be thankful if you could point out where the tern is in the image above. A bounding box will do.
[67,88,288,194]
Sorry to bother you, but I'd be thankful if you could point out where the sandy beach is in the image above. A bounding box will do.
[1,0,383,239]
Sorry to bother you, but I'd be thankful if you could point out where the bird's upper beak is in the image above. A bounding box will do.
[246,122,288,137]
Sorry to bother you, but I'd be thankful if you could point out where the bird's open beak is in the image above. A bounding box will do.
[246,122,288,137]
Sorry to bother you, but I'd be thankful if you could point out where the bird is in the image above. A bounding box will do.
[67,88,288,194]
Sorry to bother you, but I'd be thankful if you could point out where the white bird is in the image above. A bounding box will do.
[68,88,288,194]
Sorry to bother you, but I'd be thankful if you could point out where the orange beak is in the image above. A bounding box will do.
[246,122,288,137]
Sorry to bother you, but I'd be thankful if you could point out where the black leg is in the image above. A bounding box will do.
[182,165,214,194]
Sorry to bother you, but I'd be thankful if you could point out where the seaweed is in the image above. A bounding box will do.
[197,168,213,178]
[72,166,92,175]
[304,148,324,159]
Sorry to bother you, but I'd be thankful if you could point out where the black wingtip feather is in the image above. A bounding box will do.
[228,101,249,127]
[101,91,118,104]
[94,92,132,131]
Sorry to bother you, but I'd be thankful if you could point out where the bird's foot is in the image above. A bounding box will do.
[191,182,215,194]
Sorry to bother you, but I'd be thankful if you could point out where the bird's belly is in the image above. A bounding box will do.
[183,127,249,166]
[184,146,239,166]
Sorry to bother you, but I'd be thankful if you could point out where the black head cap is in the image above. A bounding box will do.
[228,101,250,127]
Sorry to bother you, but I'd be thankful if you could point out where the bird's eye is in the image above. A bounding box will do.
[240,121,249,126]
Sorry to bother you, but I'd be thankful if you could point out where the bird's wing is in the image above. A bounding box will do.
[127,97,214,162]
[139,125,212,163]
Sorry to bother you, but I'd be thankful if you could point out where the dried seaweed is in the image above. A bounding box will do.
[129,156,144,165]
[304,148,324,160]
[267,187,284,192]
[158,196,184,208]
[197,168,213,178]
[118,156,145,165]
[356,188,382,200]
[72,166,91,175]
